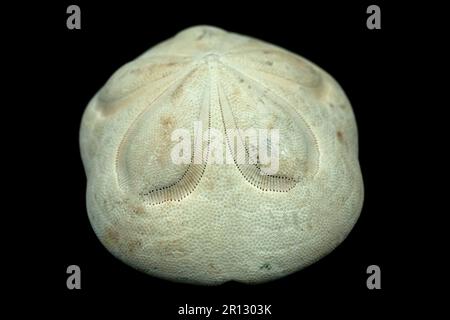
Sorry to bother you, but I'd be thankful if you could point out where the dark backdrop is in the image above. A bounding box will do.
[21,0,419,317]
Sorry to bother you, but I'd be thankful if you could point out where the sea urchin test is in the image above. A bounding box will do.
[80,26,364,284]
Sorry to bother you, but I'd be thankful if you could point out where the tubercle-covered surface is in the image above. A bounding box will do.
[80,26,363,284]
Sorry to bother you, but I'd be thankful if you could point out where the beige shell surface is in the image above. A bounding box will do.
[80,25,364,285]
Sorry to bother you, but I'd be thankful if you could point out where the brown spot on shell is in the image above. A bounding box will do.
[337,130,344,142]
[127,239,143,253]
[156,239,187,257]
[160,115,176,129]
[103,227,120,244]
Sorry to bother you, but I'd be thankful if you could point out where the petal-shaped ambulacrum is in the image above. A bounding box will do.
[80,26,364,285]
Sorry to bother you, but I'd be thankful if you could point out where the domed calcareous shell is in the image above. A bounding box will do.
[80,25,364,285]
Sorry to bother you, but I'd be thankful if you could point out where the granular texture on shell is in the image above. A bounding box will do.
[80,25,364,285]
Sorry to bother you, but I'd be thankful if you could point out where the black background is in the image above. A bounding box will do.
[16,0,425,317]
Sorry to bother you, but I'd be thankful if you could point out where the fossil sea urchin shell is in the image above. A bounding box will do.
[80,25,364,285]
